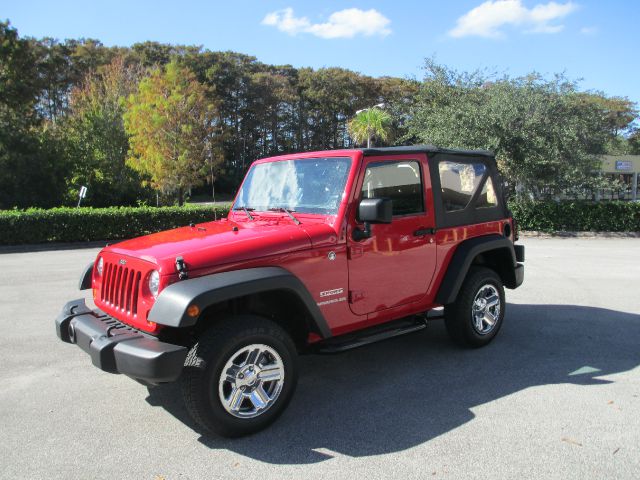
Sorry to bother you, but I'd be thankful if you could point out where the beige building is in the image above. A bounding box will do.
[600,155,640,201]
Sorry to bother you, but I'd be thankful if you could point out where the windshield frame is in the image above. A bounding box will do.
[232,156,355,219]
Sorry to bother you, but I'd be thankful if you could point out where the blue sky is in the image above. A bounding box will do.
[3,0,638,106]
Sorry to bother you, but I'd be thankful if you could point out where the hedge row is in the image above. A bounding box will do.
[0,201,638,245]
[508,200,640,233]
[0,205,231,245]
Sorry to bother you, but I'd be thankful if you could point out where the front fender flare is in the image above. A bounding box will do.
[79,262,94,290]
[148,267,331,338]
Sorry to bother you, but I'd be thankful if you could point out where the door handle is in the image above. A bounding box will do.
[414,228,436,236]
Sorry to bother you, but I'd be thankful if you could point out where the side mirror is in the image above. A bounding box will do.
[353,198,392,241]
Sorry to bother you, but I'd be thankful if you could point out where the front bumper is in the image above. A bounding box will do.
[55,299,187,384]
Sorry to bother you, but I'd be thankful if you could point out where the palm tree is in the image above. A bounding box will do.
[348,107,392,148]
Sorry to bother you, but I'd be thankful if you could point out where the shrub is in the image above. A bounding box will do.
[0,205,231,245]
[508,200,640,233]
[1,201,638,245]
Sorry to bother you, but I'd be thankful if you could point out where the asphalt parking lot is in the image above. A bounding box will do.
[1,237,639,479]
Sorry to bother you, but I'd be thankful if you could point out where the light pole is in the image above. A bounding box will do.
[355,103,385,148]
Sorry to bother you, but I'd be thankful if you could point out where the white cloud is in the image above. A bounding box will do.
[580,26,598,35]
[448,0,578,39]
[261,7,391,39]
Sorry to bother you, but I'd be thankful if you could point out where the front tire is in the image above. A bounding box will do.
[444,267,505,348]
[181,315,298,437]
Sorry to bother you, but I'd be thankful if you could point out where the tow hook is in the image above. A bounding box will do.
[175,256,189,280]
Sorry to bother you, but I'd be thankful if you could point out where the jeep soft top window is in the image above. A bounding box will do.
[429,154,506,229]
[439,161,491,212]
[234,157,352,215]
[477,176,498,208]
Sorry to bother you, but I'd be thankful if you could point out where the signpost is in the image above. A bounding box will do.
[77,186,88,207]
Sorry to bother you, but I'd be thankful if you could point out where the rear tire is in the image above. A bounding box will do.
[444,267,505,348]
[181,315,298,437]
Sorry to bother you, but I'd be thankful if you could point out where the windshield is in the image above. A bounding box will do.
[234,157,352,215]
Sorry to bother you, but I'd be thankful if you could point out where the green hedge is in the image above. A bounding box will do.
[1,201,638,245]
[508,200,640,233]
[0,205,231,245]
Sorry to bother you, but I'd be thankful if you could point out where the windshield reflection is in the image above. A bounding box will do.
[234,157,352,215]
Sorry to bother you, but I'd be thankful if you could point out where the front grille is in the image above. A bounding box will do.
[101,262,142,316]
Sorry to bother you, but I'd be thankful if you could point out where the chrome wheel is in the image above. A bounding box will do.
[218,344,285,419]
[471,284,501,335]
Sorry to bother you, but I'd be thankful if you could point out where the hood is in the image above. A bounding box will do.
[106,217,315,276]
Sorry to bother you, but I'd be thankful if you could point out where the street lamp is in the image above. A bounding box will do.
[354,103,385,148]
[355,103,385,115]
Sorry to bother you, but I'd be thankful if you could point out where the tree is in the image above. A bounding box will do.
[348,107,392,147]
[124,60,220,205]
[375,77,420,144]
[199,51,259,186]
[298,67,379,149]
[0,21,68,208]
[629,130,640,155]
[405,60,615,198]
[248,68,298,156]
[28,37,116,123]
[574,93,638,154]
[62,56,151,206]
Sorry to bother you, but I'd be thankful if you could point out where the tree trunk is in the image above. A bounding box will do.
[178,186,184,206]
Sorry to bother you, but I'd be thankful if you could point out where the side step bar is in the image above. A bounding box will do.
[316,317,427,354]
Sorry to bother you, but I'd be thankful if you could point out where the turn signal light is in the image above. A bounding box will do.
[187,304,201,318]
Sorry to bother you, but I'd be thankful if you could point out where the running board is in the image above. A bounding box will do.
[316,318,427,354]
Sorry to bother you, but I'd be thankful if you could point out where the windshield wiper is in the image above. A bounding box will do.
[268,207,301,225]
[233,206,254,221]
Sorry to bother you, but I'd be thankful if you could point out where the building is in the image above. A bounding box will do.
[600,155,640,201]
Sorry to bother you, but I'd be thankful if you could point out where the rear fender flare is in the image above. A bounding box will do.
[436,235,517,305]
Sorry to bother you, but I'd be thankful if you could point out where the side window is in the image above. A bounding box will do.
[477,176,498,208]
[438,161,497,212]
[361,160,424,216]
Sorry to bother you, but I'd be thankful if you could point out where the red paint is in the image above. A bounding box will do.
[92,149,515,339]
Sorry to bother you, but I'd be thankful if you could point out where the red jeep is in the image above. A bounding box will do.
[56,146,524,437]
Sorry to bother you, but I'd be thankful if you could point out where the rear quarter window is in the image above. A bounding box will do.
[439,161,486,212]
[430,154,505,229]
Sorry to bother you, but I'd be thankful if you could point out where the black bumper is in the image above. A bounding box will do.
[513,244,524,288]
[514,244,525,263]
[55,299,187,384]
[514,263,524,288]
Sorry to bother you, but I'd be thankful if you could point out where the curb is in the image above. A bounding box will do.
[0,240,111,254]
[520,231,640,239]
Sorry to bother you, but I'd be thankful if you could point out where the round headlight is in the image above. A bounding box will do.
[96,257,104,276]
[148,270,160,298]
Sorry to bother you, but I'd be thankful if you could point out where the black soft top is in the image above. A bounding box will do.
[361,145,494,158]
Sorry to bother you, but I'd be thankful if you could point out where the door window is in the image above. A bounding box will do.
[361,161,424,216]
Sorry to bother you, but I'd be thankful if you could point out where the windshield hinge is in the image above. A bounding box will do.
[175,256,188,280]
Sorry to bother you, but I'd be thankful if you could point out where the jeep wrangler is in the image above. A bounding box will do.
[55,145,524,437]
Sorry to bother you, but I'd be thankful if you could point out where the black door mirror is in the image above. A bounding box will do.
[358,198,393,223]
[353,198,392,241]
